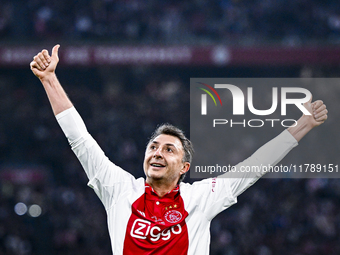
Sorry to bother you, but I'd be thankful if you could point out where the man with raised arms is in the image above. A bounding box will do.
[30,45,328,255]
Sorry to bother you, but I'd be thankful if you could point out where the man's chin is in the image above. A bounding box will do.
[146,170,165,181]
[148,174,163,180]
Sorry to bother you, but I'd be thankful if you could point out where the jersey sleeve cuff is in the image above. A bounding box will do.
[56,106,89,144]
[282,129,299,147]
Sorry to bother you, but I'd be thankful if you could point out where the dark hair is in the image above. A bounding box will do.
[147,123,194,183]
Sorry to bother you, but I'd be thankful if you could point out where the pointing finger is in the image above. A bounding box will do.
[312,100,323,110]
[39,50,49,67]
[42,49,51,63]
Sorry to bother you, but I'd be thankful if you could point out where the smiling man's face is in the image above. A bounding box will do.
[144,134,190,185]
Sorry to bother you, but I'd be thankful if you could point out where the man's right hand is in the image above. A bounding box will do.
[30,44,60,80]
[30,44,73,115]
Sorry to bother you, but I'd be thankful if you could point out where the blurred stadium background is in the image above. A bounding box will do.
[0,0,340,254]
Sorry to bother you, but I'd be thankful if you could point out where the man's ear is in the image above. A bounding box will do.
[180,162,190,175]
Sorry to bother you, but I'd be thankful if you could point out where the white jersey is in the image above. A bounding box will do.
[56,107,298,255]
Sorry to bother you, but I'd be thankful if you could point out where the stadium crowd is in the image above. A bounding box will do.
[0,0,340,254]
[1,0,340,45]
[0,65,339,254]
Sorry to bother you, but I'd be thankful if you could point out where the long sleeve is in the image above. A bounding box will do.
[180,130,298,221]
[56,107,136,209]
[219,129,298,198]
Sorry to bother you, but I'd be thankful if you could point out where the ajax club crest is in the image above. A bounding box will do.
[164,210,182,224]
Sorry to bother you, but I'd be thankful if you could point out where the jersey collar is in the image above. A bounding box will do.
[145,183,180,200]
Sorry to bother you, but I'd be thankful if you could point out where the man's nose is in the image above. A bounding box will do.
[153,147,163,158]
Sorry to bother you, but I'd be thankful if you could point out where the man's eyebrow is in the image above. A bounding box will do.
[165,143,176,148]
[150,141,178,148]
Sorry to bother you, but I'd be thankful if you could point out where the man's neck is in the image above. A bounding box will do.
[146,179,178,198]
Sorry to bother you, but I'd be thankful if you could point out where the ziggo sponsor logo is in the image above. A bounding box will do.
[130,219,182,242]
